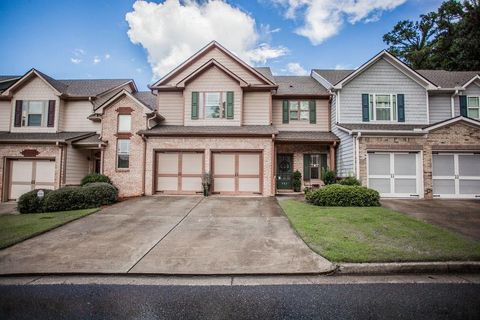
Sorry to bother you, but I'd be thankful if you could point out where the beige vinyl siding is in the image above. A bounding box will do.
[10,76,59,133]
[243,92,270,125]
[0,100,11,131]
[157,91,183,125]
[61,100,100,132]
[65,146,91,185]
[272,99,329,131]
[340,58,428,124]
[184,66,242,126]
[166,47,264,86]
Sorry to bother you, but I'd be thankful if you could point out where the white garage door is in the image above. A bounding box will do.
[367,152,421,198]
[9,160,55,200]
[156,151,203,193]
[212,152,262,194]
[433,153,480,198]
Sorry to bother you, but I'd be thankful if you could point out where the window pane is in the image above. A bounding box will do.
[310,167,319,179]
[289,110,298,119]
[468,108,479,119]
[28,101,45,114]
[300,101,309,110]
[289,101,299,110]
[369,94,374,120]
[117,140,130,168]
[392,95,397,121]
[118,115,131,132]
[206,105,221,118]
[28,114,42,126]
[376,107,391,120]
[117,140,130,154]
[205,92,220,106]
[376,95,390,106]
[300,111,309,120]
[467,97,479,107]
[310,154,320,165]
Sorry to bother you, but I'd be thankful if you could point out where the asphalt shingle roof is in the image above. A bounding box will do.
[276,131,339,142]
[416,70,480,88]
[140,125,278,136]
[133,91,156,110]
[254,67,275,83]
[0,132,95,143]
[338,123,426,131]
[273,76,329,95]
[313,69,355,86]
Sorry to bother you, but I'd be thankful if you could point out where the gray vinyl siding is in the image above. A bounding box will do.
[429,93,452,124]
[454,82,480,116]
[331,95,354,176]
[339,58,428,124]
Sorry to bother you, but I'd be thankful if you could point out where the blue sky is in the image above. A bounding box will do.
[0,0,443,90]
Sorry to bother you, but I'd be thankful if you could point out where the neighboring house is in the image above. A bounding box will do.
[313,50,480,199]
[0,41,338,201]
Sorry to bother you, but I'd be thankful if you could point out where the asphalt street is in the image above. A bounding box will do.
[1,283,479,319]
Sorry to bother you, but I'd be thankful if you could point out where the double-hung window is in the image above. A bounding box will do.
[205,92,223,119]
[289,100,310,121]
[118,115,131,132]
[369,94,397,121]
[22,101,48,127]
[310,154,321,179]
[467,96,480,119]
[117,139,130,169]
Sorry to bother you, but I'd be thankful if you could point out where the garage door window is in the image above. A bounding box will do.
[117,139,130,169]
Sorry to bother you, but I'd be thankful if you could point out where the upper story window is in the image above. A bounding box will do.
[117,139,130,169]
[118,115,132,132]
[191,91,234,120]
[368,94,397,121]
[468,96,479,119]
[289,101,310,121]
[205,92,224,119]
[22,100,48,127]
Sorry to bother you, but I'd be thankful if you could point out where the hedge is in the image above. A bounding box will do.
[18,183,118,214]
[337,176,361,186]
[17,189,52,214]
[80,173,111,186]
[305,184,380,207]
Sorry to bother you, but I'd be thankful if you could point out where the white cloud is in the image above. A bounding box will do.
[271,0,406,45]
[334,63,350,70]
[93,56,101,64]
[286,62,308,75]
[73,48,85,56]
[136,68,143,73]
[70,58,82,64]
[125,0,288,79]
[105,53,111,59]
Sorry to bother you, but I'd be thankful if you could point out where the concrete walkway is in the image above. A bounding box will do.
[0,196,334,275]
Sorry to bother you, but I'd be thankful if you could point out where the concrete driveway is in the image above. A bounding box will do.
[0,196,333,275]
[382,199,480,240]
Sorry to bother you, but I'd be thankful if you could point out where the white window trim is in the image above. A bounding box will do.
[117,114,132,132]
[202,91,226,119]
[116,139,130,169]
[289,100,311,121]
[22,100,48,127]
[467,96,480,119]
[368,93,398,122]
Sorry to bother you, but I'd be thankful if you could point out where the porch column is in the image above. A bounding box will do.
[329,144,336,171]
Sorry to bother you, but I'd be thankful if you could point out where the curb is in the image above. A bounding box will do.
[336,261,480,275]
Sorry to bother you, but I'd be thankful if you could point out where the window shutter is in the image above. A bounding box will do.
[282,100,289,124]
[309,100,316,124]
[320,154,328,179]
[191,92,199,119]
[226,91,234,119]
[14,100,23,127]
[47,100,55,127]
[303,154,311,180]
[362,94,369,122]
[397,94,405,122]
[459,95,467,117]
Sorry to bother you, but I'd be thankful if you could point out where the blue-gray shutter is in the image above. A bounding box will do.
[362,94,369,122]
[282,100,289,124]
[459,95,467,117]
[191,92,199,119]
[309,100,316,124]
[397,94,405,122]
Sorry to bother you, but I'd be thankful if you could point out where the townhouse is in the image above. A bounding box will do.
[0,41,479,201]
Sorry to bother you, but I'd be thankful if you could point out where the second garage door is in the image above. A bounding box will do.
[156,151,204,194]
[212,152,262,195]
[8,159,55,201]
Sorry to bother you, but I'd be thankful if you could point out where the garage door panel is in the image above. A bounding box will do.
[157,153,179,174]
[368,154,390,176]
[10,184,32,200]
[214,154,235,175]
[214,178,235,192]
[181,177,202,192]
[433,179,455,194]
[238,178,260,193]
[35,161,55,183]
[238,154,260,175]
[459,180,480,195]
[394,179,416,194]
[369,178,391,194]
[433,155,454,176]
[182,153,203,175]
[157,177,178,191]
[458,155,480,176]
[11,161,33,183]
[394,154,416,176]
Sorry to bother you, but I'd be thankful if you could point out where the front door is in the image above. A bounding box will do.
[277,154,293,189]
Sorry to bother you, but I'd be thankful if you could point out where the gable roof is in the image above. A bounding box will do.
[273,76,329,96]
[312,69,354,87]
[96,89,158,113]
[175,59,248,87]
[254,67,275,83]
[151,41,277,88]
[423,116,480,132]
[416,70,480,88]
[1,68,134,98]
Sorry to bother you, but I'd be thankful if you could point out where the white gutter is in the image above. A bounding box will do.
[355,132,361,179]
[451,88,460,117]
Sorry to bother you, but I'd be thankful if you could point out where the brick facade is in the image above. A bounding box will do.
[101,96,147,198]
[0,144,63,201]
[358,121,480,199]
[145,137,274,196]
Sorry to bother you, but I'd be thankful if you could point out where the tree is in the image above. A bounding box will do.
[383,0,480,70]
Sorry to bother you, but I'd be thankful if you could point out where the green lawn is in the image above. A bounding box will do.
[280,200,480,263]
[0,209,99,249]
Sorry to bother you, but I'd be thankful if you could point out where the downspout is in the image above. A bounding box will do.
[451,88,459,117]
[146,113,156,130]
[271,133,276,196]
[141,133,147,196]
[355,132,361,180]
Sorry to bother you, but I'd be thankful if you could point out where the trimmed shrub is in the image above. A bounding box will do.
[306,184,380,207]
[43,183,118,212]
[321,168,337,185]
[80,173,111,186]
[292,170,302,192]
[338,176,361,186]
[17,189,52,214]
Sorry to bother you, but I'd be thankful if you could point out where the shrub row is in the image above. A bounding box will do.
[80,173,111,186]
[306,184,380,207]
[18,182,118,214]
